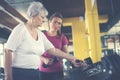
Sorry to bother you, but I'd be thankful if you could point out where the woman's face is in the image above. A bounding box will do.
[49,17,62,32]
[33,12,46,27]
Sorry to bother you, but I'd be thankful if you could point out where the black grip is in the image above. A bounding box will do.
[42,63,49,68]
[53,57,59,63]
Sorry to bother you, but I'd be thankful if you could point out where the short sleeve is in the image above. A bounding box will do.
[40,32,54,51]
[62,34,69,45]
[5,24,24,51]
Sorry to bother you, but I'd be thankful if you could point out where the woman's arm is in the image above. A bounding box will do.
[47,48,74,60]
[62,45,69,54]
[46,48,80,67]
[4,49,13,80]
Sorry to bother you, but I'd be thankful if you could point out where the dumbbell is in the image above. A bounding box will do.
[42,57,59,68]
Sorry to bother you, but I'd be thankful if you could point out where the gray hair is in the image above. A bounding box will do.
[27,1,48,18]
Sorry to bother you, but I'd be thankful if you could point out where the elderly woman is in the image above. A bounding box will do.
[4,1,81,80]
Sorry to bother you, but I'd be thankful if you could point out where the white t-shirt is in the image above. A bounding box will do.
[5,23,54,69]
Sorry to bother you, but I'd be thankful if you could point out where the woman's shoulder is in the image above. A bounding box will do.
[13,23,25,30]
[61,33,66,38]
[12,23,26,34]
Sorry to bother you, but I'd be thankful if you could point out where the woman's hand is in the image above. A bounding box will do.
[70,59,82,67]
[43,58,54,65]
[70,59,88,68]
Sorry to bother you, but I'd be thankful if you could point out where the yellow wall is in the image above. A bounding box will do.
[62,0,103,62]
[85,0,102,62]
[63,17,89,60]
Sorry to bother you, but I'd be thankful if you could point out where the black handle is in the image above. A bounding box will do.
[42,63,49,68]
[53,57,59,63]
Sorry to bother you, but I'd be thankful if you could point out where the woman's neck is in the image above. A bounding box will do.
[47,30,57,36]
[25,21,37,31]
[25,21,38,40]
